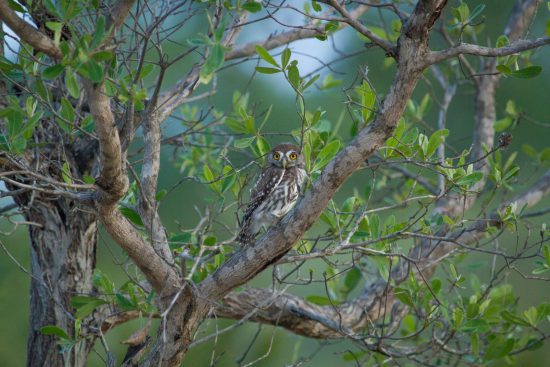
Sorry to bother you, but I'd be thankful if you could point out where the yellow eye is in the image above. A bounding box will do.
[289,153,298,160]
[273,153,281,160]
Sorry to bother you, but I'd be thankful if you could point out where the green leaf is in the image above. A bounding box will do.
[523,306,538,326]
[234,137,255,149]
[302,74,320,91]
[115,293,135,311]
[40,326,69,340]
[65,68,80,99]
[91,15,106,48]
[357,81,376,123]
[455,172,483,187]
[522,144,538,158]
[452,307,463,328]
[394,287,414,307]
[256,136,271,156]
[544,244,550,266]
[61,162,72,184]
[426,129,449,158]
[203,165,221,193]
[221,166,236,193]
[203,165,215,182]
[320,74,342,90]
[200,43,225,84]
[343,267,362,294]
[311,1,322,12]
[255,66,281,74]
[456,3,469,22]
[7,0,26,12]
[541,147,550,163]
[71,295,102,308]
[312,140,340,171]
[510,66,542,79]
[431,278,442,294]
[74,298,107,319]
[494,116,513,132]
[496,35,509,48]
[281,48,291,69]
[484,336,514,361]
[341,350,367,362]
[501,310,530,326]
[42,64,64,80]
[83,61,104,83]
[155,189,167,202]
[496,64,511,75]
[255,45,279,67]
[225,117,248,133]
[288,63,300,89]
[402,314,416,332]
[242,1,262,13]
[60,98,75,123]
[306,295,333,305]
[471,333,479,356]
[119,206,144,226]
[468,4,485,22]
[92,50,113,62]
[460,319,490,333]
[46,21,62,46]
[203,236,217,246]
[207,43,224,70]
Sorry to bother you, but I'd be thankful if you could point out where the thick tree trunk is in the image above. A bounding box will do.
[24,197,97,367]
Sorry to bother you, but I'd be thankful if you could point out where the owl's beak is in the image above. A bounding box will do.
[282,159,288,169]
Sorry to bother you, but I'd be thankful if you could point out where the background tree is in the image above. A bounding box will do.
[0,0,549,366]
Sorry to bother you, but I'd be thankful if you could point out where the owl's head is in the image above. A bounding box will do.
[267,143,304,169]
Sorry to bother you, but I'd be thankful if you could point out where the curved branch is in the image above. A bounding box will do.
[428,36,550,65]
[0,0,62,59]
[225,5,370,60]
[84,80,178,293]
[325,0,396,55]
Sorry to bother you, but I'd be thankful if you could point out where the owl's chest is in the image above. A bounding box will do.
[257,168,304,214]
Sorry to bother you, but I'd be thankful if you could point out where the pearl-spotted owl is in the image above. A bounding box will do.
[237,143,306,245]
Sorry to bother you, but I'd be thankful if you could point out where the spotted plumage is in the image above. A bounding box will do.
[237,143,306,246]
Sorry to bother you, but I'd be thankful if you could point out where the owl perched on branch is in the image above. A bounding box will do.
[237,143,307,246]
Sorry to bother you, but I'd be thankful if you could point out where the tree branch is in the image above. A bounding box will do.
[225,4,370,60]
[138,110,172,262]
[107,0,135,31]
[0,0,62,59]
[84,80,178,293]
[428,37,550,65]
[84,82,127,204]
[99,206,180,293]
[325,0,396,55]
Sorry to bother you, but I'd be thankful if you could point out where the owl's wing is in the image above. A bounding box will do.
[241,166,285,224]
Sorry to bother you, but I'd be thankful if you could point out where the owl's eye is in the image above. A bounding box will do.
[273,152,281,160]
[289,152,298,160]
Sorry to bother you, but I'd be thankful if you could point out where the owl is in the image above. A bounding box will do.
[237,143,307,246]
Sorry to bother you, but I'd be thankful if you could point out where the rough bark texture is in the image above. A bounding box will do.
[144,286,209,367]
[21,197,97,367]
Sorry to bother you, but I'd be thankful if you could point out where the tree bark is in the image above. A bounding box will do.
[23,197,97,367]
